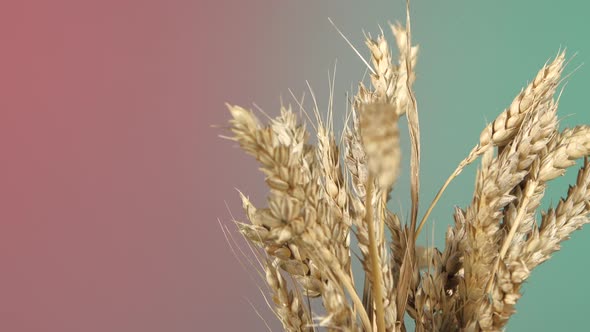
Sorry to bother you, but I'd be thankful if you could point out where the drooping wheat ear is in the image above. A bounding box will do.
[461,101,553,329]
[501,125,590,265]
[530,157,590,267]
[475,51,564,150]
[264,260,314,332]
[491,100,559,261]
[498,126,590,316]
[486,157,590,330]
[478,100,559,329]
[537,125,590,181]
[417,51,566,237]
[501,100,560,257]
[459,133,534,329]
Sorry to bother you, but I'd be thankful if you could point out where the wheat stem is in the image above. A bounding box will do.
[365,175,386,332]
[416,159,467,238]
[333,263,373,332]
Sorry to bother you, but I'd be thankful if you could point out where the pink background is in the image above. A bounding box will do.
[0,1,284,331]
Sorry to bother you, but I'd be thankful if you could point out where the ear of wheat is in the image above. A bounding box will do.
[222,9,587,332]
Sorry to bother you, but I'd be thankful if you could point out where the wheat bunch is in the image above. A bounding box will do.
[222,7,588,332]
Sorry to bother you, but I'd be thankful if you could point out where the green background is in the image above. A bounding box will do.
[256,1,590,330]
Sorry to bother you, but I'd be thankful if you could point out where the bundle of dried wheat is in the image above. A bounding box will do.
[223,9,586,332]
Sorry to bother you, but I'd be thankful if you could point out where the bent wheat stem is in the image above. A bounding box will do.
[332,260,373,332]
[416,158,469,238]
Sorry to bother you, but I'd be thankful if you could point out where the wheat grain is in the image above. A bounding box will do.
[366,34,396,103]
[265,260,314,332]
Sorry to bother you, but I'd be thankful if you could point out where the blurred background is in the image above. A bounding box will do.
[1,0,589,331]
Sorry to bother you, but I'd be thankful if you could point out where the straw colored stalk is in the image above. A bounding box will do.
[356,102,401,332]
[344,28,409,331]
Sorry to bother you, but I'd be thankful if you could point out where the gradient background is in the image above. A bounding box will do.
[1,1,589,331]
